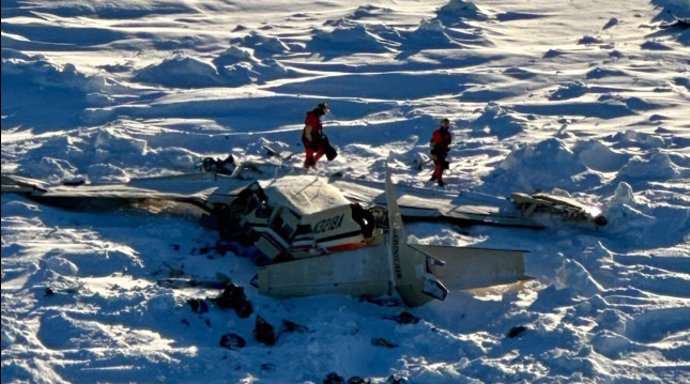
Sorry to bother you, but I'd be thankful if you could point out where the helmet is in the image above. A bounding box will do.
[440,118,450,128]
[317,102,329,114]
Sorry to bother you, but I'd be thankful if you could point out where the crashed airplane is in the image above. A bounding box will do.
[1,159,605,307]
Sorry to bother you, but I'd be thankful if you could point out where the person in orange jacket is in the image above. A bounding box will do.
[302,103,329,168]
[430,118,452,186]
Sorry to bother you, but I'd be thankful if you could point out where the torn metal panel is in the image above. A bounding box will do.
[511,192,607,226]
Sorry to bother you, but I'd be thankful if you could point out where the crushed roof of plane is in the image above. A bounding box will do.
[259,176,351,216]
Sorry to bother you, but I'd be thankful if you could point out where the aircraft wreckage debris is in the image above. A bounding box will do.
[1,161,606,307]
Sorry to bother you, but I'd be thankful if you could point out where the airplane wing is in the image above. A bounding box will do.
[2,173,256,212]
[331,178,542,229]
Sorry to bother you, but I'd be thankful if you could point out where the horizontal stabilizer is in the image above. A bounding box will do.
[410,244,528,290]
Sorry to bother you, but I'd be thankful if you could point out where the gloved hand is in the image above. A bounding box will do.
[432,147,449,157]
[310,133,323,150]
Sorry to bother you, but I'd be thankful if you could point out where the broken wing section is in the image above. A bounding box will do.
[331,178,542,229]
[1,173,255,212]
[1,174,48,194]
[511,192,607,226]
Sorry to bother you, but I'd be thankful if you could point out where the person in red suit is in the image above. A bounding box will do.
[302,103,329,168]
[430,118,452,187]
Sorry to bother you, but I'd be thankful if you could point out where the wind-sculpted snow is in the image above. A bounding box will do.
[349,5,396,20]
[232,32,291,59]
[641,40,675,50]
[649,0,690,45]
[549,80,589,101]
[1,51,118,130]
[607,129,674,150]
[311,14,490,59]
[2,0,196,19]
[134,55,224,88]
[212,46,254,68]
[2,22,129,48]
[397,19,492,59]
[307,20,394,58]
[572,139,629,172]
[3,0,690,382]
[510,100,639,119]
[585,67,629,79]
[404,20,462,50]
[436,0,488,26]
[619,152,684,180]
[134,50,292,89]
[604,182,690,249]
[652,0,690,21]
[273,72,476,100]
[15,123,203,183]
[469,103,526,139]
[577,35,606,46]
[487,138,594,193]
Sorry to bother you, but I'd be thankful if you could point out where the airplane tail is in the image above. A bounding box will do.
[385,169,448,307]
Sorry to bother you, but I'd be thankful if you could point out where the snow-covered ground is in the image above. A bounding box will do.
[2,0,689,382]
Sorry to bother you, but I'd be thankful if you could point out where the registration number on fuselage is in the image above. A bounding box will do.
[313,214,345,233]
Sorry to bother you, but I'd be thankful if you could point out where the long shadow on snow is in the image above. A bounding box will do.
[510,102,636,119]
[270,72,474,100]
[282,54,499,74]
[1,0,194,19]
[2,23,130,47]
[1,75,87,132]
[86,95,398,133]
[2,197,230,369]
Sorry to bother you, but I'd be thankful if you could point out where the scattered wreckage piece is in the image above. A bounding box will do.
[510,192,607,226]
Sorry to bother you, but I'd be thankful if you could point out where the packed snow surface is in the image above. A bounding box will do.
[2,0,690,383]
